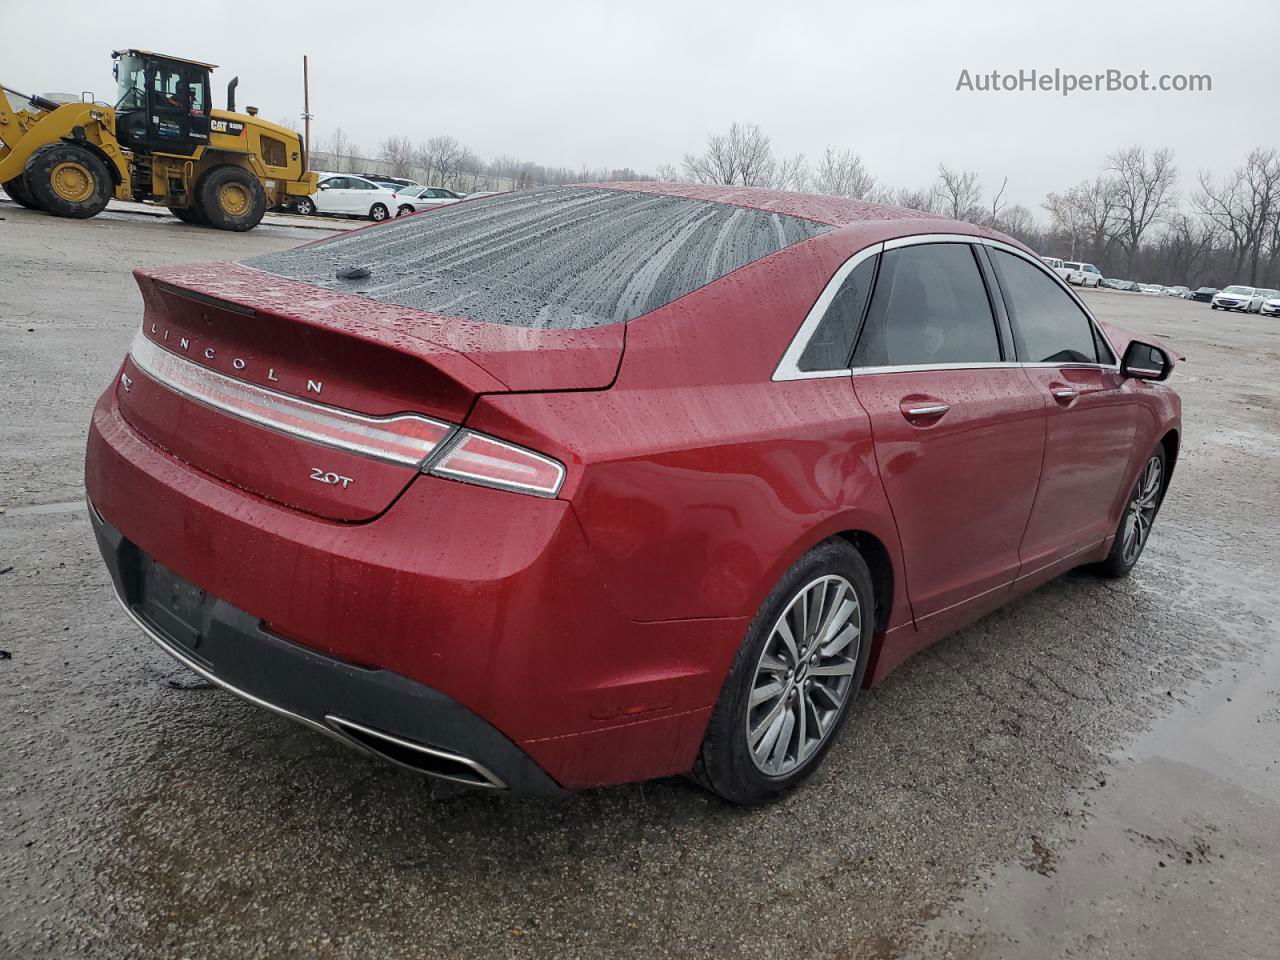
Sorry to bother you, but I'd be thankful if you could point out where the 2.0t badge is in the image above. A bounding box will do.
[309,468,353,489]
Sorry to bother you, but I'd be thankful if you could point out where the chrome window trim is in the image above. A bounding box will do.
[773,232,1122,380]
[771,242,883,381]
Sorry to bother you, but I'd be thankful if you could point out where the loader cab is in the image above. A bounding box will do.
[112,50,212,156]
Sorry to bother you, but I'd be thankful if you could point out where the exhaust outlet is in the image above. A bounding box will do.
[325,715,506,789]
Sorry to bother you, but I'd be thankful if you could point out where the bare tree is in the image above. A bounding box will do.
[1158,213,1220,285]
[933,164,982,221]
[1106,146,1178,274]
[987,176,1008,226]
[654,163,680,182]
[895,186,938,214]
[379,136,417,177]
[419,135,478,189]
[325,127,357,172]
[1044,176,1120,262]
[773,153,809,191]
[1196,148,1280,284]
[681,122,777,186]
[811,148,878,199]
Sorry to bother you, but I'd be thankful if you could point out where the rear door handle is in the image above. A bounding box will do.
[900,399,950,422]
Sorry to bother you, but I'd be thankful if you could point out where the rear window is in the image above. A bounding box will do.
[244,186,829,328]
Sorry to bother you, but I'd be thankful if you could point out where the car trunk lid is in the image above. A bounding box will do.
[116,263,623,521]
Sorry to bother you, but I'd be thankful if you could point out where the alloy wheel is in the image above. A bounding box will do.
[745,575,861,777]
[1120,455,1162,565]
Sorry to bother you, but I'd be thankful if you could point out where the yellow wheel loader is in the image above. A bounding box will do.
[0,49,316,231]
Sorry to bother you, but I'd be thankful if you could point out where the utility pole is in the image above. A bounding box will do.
[301,55,312,172]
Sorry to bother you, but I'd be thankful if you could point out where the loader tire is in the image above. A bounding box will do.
[25,143,112,219]
[168,204,208,225]
[3,177,42,210]
[197,166,267,232]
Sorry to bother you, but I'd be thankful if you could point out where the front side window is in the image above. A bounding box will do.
[797,254,878,372]
[990,249,1100,364]
[851,243,1001,367]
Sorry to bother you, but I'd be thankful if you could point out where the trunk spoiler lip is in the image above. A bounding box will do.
[136,262,626,393]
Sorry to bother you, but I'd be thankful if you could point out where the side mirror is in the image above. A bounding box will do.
[318,183,331,190]
[1121,340,1173,381]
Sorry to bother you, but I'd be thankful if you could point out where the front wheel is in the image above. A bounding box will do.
[25,143,112,219]
[293,196,315,216]
[1096,446,1166,578]
[3,176,43,210]
[369,202,389,222]
[692,539,874,804]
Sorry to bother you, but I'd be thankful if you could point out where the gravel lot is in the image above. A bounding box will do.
[2,203,1277,959]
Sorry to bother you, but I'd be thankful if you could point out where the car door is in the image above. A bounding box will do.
[986,247,1138,574]
[315,177,347,214]
[850,239,1046,627]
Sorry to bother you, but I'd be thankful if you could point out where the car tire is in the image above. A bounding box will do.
[397,204,414,217]
[24,142,113,219]
[691,539,875,805]
[1095,445,1167,579]
[3,176,43,210]
[197,165,267,232]
[293,196,315,216]
[369,203,389,222]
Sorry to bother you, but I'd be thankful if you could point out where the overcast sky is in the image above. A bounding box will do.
[6,0,1277,212]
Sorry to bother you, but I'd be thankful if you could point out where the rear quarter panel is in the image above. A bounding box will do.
[467,234,913,632]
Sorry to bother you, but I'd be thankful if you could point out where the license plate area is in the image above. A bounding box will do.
[135,554,211,660]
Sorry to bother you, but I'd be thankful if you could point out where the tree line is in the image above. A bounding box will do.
[670,123,1280,289]
[307,119,1280,289]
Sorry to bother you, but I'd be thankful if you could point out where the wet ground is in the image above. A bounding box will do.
[1,204,1277,959]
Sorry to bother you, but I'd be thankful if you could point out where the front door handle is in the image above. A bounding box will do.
[1049,384,1078,405]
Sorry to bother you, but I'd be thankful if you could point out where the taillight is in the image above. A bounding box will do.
[128,333,566,496]
[129,333,453,467]
[428,431,565,498]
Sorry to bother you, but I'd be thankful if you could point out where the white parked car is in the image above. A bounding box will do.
[1138,284,1165,295]
[1063,261,1103,287]
[294,175,402,221]
[393,185,466,215]
[1040,255,1068,280]
[1212,285,1267,312]
[1165,285,1191,298]
[1261,294,1280,316]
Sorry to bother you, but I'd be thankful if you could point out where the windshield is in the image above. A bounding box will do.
[1222,285,1255,295]
[114,53,146,110]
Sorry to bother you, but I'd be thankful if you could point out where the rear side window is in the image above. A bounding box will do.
[245,186,829,328]
[852,243,1001,367]
[798,254,878,371]
[989,249,1100,364]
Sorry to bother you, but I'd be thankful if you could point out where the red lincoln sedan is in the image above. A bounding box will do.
[85,183,1181,803]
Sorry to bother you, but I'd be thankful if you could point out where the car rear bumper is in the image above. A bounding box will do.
[90,501,563,793]
[85,388,740,789]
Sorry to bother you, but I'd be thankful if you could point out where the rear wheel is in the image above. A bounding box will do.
[168,204,207,225]
[397,204,414,217]
[369,202,390,222]
[3,176,42,210]
[25,143,112,219]
[197,165,267,231]
[1096,447,1166,578]
[692,539,874,804]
